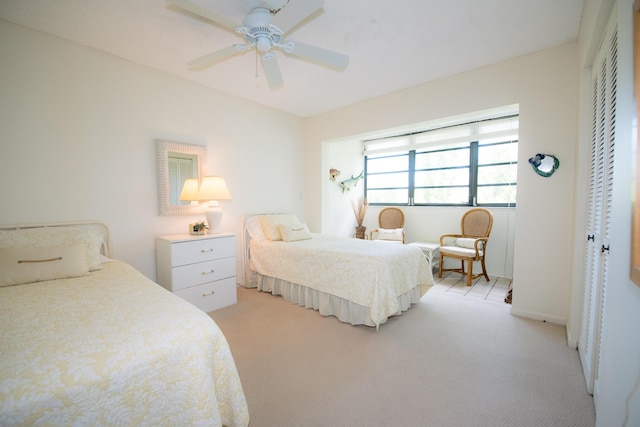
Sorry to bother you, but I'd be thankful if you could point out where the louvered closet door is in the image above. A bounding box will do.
[579,14,617,395]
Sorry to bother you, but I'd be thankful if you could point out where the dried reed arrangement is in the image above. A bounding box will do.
[352,197,369,226]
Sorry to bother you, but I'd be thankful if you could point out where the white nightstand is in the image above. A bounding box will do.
[408,242,440,271]
[156,233,237,313]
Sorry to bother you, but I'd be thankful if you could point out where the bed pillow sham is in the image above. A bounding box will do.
[0,243,90,287]
[0,227,103,271]
[259,214,301,241]
[246,216,267,241]
[376,228,404,241]
[277,223,312,242]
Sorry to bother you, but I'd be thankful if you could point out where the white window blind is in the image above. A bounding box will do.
[364,115,519,157]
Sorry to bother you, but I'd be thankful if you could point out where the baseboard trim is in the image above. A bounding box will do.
[510,307,566,325]
[566,329,579,349]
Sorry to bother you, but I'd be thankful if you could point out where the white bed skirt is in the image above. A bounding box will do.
[245,271,426,328]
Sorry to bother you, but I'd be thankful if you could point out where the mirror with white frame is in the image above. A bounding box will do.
[155,139,207,216]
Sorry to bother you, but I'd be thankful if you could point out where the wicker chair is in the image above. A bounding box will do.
[438,208,493,286]
[370,207,405,243]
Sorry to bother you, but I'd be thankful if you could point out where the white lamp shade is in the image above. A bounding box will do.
[198,176,231,201]
[179,178,200,202]
[198,176,231,234]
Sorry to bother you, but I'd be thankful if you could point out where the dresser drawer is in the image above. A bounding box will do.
[173,277,237,313]
[171,257,235,291]
[170,236,235,267]
[156,233,237,312]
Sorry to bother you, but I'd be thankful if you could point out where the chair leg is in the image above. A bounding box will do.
[481,256,489,281]
[460,260,465,274]
[438,255,444,278]
[466,260,473,286]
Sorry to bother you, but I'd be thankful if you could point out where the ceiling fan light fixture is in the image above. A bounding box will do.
[256,36,272,52]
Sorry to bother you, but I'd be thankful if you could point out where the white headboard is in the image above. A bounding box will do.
[0,221,112,258]
[240,213,295,286]
[240,213,262,287]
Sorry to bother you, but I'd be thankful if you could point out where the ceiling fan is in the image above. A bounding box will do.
[167,0,349,89]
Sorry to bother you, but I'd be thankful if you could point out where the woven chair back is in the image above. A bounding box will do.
[379,207,405,229]
[461,208,493,238]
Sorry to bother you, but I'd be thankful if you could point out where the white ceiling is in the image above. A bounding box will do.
[0,0,584,118]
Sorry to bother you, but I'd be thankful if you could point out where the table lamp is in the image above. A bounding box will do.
[198,176,231,234]
[179,178,200,206]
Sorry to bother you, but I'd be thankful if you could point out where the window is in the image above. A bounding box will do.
[364,114,518,207]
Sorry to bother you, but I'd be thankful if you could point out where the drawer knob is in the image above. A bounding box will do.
[202,290,215,297]
[200,248,214,253]
[202,269,215,275]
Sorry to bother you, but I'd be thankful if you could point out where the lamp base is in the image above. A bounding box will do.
[204,201,223,234]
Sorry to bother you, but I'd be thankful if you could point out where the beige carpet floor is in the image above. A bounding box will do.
[210,286,595,427]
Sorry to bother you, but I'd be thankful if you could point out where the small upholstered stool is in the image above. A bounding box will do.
[408,242,440,270]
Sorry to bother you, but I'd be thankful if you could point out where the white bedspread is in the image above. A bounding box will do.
[0,261,249,426]
[249,234,433,327]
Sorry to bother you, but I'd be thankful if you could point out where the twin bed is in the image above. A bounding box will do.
[0,214,432,424]
[242,213,434,328]
[0,222,249,426]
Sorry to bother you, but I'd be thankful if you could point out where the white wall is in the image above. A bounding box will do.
[0,20,305,280]
[574,0,640,425]
[304,42,578,324]
[320,139,368,237]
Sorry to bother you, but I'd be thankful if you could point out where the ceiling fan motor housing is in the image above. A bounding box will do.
[242,7,271,28]
[240,7,282,52]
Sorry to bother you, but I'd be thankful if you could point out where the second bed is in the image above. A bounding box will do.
[242,214,434,328]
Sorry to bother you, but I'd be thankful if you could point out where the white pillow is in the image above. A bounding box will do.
[277,223,312,242]
[0,228,103,271]
[259,214,301,241]
[245,216,266,241]
[376,228,404,241]
[456,238,478,249]
[0,244,90,287]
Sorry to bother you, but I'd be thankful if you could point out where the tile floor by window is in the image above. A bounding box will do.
[432,270,512,304]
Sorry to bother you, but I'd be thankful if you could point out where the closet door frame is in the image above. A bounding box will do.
[579,9,618,396]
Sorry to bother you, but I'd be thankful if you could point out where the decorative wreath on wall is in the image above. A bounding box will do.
[528,153,560,178]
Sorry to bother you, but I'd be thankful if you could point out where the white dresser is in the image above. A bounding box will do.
[156,233,237,313]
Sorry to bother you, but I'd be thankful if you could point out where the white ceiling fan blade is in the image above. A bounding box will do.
[270,0,324,34]
[261,53,284,89]
[188,45,243,70]
[287,41,349,70]
[167,0,240,31]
